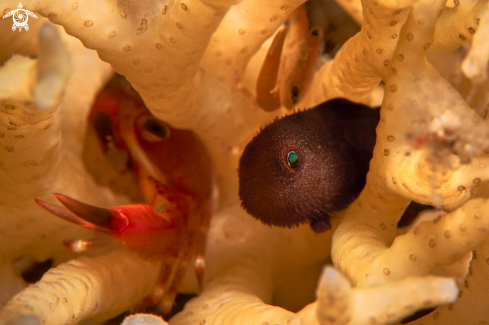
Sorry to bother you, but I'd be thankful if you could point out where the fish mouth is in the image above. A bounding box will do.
[239,176,330,229]
[239,176,301,227]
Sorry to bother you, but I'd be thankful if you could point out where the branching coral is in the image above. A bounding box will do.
[0,16,128,306]
[1,0,489,324]
[0,249,160,324]
[1,0,297,173]
[331,0,489,287]
[303,0,487,106]
[462,1,489,84]
[171,265,457,325]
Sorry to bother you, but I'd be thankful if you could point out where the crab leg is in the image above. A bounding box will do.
[150,181,207,309]
[159,249,194,314]
[285,5,310,50]
[63,238,114,253]
[255,26,289,111]
[279,4,310,80]
[281,26,324,109]
[136,255,182,311]
[234,69,258,108]
[194,206,211,290]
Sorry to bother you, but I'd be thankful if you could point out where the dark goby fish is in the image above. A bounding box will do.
[238,98,380,233]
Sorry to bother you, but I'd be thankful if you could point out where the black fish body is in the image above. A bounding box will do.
[238,98,380,232]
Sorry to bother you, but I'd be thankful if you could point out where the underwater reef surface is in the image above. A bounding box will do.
[0,0,488,324]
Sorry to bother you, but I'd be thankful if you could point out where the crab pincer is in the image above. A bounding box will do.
[35,194,173,256]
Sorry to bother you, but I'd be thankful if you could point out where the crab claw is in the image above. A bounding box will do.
[36,194,175,259]
[35,197,114,233]
[36,194,128,232]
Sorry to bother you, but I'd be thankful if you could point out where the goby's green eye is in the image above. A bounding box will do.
[287,151,299,168]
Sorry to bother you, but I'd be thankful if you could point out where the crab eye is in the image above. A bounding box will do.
[140,116,170,142]
[93,111,114,152]
[291,86,300,104]
[286,150,299,168]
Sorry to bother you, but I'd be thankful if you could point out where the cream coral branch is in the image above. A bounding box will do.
[314,267,457,325]
[34,24,71,110]
[0,0,272,144]
[332,0,489,287]
[431,0,485,51]
[0,250,160,325]
[408,241,489,324]
[305,0,487,107]
[2,0,489,324]
[201,0,305,75]
[0,23,68,203]
[1,0,233,121]
[170,266,457,325]
[0,19,129,292]
[462,1,489,83]
[303,0,410,106]
[344,198,489,287]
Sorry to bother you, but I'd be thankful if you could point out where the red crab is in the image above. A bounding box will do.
[36,75,214,313]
